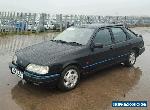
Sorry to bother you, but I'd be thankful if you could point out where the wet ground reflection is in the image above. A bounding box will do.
[0,33,59,55]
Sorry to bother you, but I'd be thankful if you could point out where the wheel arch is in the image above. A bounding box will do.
[62,61,82,72]
[132,47,139,56]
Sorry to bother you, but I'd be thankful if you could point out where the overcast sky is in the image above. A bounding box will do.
[0,0,150,16]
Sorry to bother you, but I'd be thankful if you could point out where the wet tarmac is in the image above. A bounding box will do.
[0,27,150,110]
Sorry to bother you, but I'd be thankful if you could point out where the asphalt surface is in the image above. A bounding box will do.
[0,27,150,110]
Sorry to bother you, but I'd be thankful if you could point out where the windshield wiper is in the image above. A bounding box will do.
[51,40,68,43]
[67,42,82,46]
[51,40,82,46]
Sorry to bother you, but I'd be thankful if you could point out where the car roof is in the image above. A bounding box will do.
[76,23,125,29]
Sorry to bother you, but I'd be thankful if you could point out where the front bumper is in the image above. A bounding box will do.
[9,62,60,85]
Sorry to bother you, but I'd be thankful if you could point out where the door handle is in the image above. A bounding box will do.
[110,46,114,49]
[127,43,131,46]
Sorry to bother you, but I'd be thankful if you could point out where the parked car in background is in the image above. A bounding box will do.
[27,22,45,32]
[15,21,27,31]
[44,22,55,30]
[9,24,145,91]
[50,20,66,30]
[27,23,33,31]
[0,22,14,32]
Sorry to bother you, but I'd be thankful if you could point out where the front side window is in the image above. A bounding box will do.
[111,28,127,42]
[94,28,112,46]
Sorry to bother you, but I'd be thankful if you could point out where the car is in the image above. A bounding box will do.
[9,23,145,91]
[27,23,33,31]
[51,21,66,31]
[27,22,45,32]
[15,21,27,31]
[44,22,55,30]
[0,24,15,32]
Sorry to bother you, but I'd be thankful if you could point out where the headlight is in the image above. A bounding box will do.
[13,55,17,64]
[26,64,49,74]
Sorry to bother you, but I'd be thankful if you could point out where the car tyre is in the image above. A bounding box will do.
[124,50,136,67]
[58,65,80,91]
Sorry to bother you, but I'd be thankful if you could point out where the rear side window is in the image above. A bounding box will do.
[94,29,112,46]
[111,28,127,42]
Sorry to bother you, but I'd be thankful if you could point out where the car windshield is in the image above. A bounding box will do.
[54,27,95,45]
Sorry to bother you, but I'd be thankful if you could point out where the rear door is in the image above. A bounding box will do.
[110,27,129,63]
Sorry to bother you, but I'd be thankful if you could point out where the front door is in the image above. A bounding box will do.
[88,28,116,71]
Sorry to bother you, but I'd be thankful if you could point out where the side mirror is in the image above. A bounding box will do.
[94,43,103,48]
[138,34,142,38]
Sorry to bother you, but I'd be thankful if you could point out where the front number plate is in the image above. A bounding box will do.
[11,68,23,79]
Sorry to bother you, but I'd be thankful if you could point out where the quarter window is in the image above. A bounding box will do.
[111,28,127,42]
[94,29,112,45]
